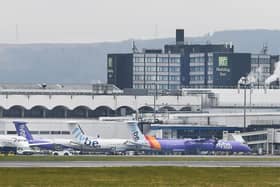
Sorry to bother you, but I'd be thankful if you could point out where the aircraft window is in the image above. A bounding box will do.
[51,131,61,135]
[7,131,17,135]
[40,131,50,135]
[61,131,70,135]
[30,131,39,135]
[0,131,4,135]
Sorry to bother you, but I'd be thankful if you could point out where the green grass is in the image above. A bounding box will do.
[0,167,279,187]
[1,155,280,162]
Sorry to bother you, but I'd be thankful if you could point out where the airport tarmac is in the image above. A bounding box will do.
[1,160,280,167]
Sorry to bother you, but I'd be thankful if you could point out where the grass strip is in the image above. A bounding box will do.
[0,167,279,187]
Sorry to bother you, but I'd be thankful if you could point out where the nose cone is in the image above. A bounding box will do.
[233,142,251,153]
[241,144,251,153]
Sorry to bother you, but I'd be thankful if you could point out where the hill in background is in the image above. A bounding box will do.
[0,29,279,83]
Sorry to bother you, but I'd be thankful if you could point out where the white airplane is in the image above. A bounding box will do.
[14,121,80,152]
[0,135,33,154]
[69,121,150,153]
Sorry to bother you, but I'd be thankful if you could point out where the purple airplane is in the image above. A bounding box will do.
[14,121,79,151]
[145,136,251,154]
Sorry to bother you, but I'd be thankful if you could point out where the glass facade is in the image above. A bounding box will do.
[250,54,271,87]
[189,53,206,86]
[108,49,277,90]
[207,53,214,84]
[132,53,181,92]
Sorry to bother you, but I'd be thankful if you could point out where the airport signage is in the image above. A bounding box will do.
[216,56,230,76]
[218,56,228,67]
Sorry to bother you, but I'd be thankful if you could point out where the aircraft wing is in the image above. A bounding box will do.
[183,138,213,146]
[124,140,139,145]
[69,141,82,146]
[29,142,52,147]
[124,140,149,147]
[191,138,208,143]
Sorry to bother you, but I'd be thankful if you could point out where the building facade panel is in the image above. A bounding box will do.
[250,54,271,87]
[107,53,133,89]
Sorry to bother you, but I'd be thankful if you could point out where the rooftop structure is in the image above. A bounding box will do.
[0,83,123,95]
[0,83,201,119]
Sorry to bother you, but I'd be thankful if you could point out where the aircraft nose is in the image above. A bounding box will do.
[243,144,251,152]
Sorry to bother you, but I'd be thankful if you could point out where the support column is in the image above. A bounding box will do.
[120,108,126,116]
[105,108,110,116]
[42,109,47,118]
[64,109,68,118]
[21,108,25,118]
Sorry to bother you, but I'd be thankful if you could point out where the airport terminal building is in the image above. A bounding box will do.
[0,83,279,154]
[0,83,201,119]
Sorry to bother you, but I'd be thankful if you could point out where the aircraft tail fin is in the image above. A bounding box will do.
[13,121,34,142]
[68,122,87,144]
[127,121,146,143]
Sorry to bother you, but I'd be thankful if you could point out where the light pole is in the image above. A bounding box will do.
[249,83,253,112]
[153,83,157,123]
[238,76,249,129]
[244,79,247,129]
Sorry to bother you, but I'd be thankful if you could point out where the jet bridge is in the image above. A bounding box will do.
[223,129,280,155]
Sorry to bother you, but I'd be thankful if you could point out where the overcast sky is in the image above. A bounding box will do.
[0,0,279,43]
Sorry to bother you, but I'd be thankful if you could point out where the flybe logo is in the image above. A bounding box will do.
[72,127,100,148]
[128,123,141,142]
[132,131,140,142]
[18,125,26,138]
[216,141,232,150]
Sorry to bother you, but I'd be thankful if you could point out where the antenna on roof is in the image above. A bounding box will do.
[132,40,138,53]
[261,43,268,54]
[206,32,211,44]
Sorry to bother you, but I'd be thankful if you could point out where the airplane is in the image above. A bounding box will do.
[14,120,251,154]
[14,121,80,153]
[70,121,251,154]
[144,136,251,154]
[0,135,33,155]
[69,121,150,153]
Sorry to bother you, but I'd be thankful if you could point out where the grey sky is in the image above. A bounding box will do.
[0,0,279,43]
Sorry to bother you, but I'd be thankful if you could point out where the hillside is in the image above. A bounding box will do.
[0,29,279,83]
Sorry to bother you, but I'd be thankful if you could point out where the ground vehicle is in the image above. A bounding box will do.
[52,150,73,156]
